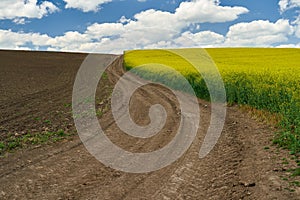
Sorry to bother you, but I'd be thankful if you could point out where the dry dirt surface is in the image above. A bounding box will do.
[0,50,299,200]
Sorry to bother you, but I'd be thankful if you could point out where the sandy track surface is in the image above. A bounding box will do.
[0,51,299,199]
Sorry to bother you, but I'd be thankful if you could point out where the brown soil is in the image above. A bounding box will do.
[0,50,299,199]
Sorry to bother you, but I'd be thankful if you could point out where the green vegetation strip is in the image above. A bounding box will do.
[0,130,68,154]
[124,48,300,157]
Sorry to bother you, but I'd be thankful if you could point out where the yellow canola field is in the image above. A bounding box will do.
[124,48,300,155]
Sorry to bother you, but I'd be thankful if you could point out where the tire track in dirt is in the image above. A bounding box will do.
[0,52,299,199]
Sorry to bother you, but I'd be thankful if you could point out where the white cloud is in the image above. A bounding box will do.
[279,0,300,12]
[144,41,176,49]
[5,0,297,53]
[278,1,300,38]
[225,19,294,46]
[276,43,300,47]
[144,30,225,49]
[63,0,112,12]
[123,9,180,43]
[0,0,249,53]
[46,31,91,49]
[12,18,27,25]
[0,29,51,49]
[102,0,248,47]
[86,23,125,38]
[119,16,131,24]
[0,18,296,54]
[174,31,225,47]
[0,0,59,20]
[175,0,249,23]
[292,16,300,38]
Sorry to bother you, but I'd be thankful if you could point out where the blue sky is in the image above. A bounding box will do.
[0,0,299,53]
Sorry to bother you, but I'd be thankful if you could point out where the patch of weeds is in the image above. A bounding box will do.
[290,181,300,187]
[292,168,300,177]
[64,103,72,108]
[284,187,295,192]
[287,169,294,172]
[0,130,69,155]
[107,87,113,94]
[34,117,41,121]
[96,109,103,117]
[56,129,67,137]
[44,119,51,124]
[282,158,289,165]
[30,130,67,144]
[264,146,270,150]
[282,177,289,181]
[7,140,21,150]
[0,142,5,149]
[283,161,289,165]
[101,72,108,80]
[273,130,300,156]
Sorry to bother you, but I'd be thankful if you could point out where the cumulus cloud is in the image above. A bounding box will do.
[0,18,295,54]
[6,0,295,53]
[102,0,248,47]
[48,0,247,52]
[63,0,112,12]
[86,23,125,38]
[225,19,294,46]
[143,31,225,49]
[279,0,300,12]
[0,29,51,49]
[174,31,225,47]
[46,31,91,49]
[175,0,249,23]
[292,16,300,38]
[0,0,59,20]
[278,0,300,38]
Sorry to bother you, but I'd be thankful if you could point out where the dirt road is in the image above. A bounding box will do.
[0,51,299,199]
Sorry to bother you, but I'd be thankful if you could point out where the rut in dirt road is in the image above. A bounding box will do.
[0,52,299,200]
